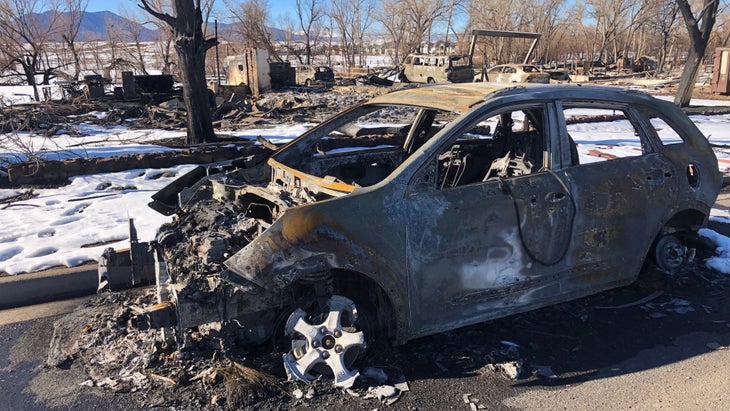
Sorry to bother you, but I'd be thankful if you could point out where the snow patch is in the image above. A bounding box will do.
[698,228,730,274]
[0,165,197,275]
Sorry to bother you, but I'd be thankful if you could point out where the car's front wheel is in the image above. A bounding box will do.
[281,295,368,388]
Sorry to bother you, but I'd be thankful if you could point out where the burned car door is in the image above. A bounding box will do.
[504,172,575,265]
[404,104,576,337]
[558,102,680,289]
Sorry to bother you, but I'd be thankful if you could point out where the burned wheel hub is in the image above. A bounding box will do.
[282,295,365,388]
[654,235,688,272]
[322,334,336,349]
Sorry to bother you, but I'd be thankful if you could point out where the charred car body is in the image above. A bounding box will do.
[102,83,720,387]
[401,54,474,83]
[295,65,335,86]
[485,64,551,84]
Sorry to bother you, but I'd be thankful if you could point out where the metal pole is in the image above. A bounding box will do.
[215,20,221,85]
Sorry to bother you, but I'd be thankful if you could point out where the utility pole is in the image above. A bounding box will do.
[215,20,221,85]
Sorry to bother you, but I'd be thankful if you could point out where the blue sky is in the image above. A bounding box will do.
[86,0,299,21]
[87,0,131,13]
[85,1,465,30]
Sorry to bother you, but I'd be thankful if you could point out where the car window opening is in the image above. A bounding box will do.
[563,105,648,165]
[438,107,548,189]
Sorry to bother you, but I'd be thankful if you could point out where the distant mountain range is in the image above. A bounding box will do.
[31,10,156,42]
[33,10,289,43]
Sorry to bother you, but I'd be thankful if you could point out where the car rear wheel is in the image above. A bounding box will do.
[281,295,368,388]
[653,234,688,272]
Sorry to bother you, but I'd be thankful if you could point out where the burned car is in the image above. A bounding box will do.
[401,53,475,83]
[295,65,335,86]
[486,64,551,84]
[103,83,720,387]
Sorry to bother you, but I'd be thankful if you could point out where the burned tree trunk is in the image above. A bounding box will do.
[674,0,719,107]
[20,57,40,102]
[139,0,217,145]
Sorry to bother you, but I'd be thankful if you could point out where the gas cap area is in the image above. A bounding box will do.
[687,163,699,188]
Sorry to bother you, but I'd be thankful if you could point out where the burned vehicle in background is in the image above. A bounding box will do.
[295,65,335,86]
[485,64,551,84]
[104,83,721,387]
[401,53,474,83]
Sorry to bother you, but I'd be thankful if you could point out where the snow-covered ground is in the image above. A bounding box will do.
[699,227,730,274]
[0,120,319,275]
[0,122,316,164]
[0,85,64,105]
[0,165,197,274]
[2,89,730,275]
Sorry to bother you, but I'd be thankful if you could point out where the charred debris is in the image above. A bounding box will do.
[0,85,387,187]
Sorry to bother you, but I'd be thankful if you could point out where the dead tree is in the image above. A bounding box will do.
[60,0,88,81]
[226,0,283,62]
[0,0,62,101]
[142,0,177,75]
[674,0,719,107]
[649,0,680,74]
[139,0,217,145]
[330,0,374,69]
[296,0,323,65]
[374,1,409,64]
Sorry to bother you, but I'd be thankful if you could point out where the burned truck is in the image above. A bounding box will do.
[101,83,721,387]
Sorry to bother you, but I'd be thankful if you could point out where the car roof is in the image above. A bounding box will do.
[366,83,660,113]
[368,83,510,112]
[408,53,465,58]
[492,63,534,68]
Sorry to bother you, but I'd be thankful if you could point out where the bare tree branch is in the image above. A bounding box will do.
[138,0,175,27]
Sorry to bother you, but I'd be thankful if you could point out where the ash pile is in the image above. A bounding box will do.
[44,178,402,408]
[45,289,290,409]
[100,88,384,132]
[1,87,384,139]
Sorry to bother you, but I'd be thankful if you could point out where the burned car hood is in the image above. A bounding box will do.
[222,202,365,290]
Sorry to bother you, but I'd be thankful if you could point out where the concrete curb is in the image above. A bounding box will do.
[0,264,98,310]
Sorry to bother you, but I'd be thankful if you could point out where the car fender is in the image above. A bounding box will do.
[222,200,410,336]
